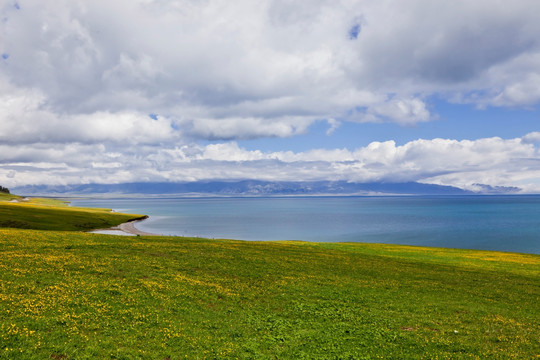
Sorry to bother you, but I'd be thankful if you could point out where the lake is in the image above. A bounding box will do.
[71,195,540,254]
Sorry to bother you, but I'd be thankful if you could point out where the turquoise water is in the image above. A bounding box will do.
[72,196,540,254]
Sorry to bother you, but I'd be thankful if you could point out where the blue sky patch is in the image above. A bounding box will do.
[148,113,158,120]
[348,24,361,40]
[1,53,9,60]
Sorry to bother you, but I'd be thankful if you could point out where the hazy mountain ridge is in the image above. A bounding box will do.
[12,181,483,196]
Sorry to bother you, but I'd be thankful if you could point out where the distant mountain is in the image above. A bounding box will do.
[13,180,476,196]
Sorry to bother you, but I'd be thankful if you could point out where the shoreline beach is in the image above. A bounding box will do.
[91,216,159,236]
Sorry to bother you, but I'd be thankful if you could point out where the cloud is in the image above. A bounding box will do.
[522,132,540,144]
[1,1,540,191]
[491,73,540,107]
[184,116,314,140]
[326,118,340,135]
[2,135,540,193]
[1,0,539,143]
[350,97,431,125]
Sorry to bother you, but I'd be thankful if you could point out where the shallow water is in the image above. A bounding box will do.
[72,195,540,254]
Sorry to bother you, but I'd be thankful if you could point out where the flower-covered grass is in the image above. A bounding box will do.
[0,228,538,359]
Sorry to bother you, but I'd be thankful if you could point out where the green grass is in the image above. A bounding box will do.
[0,192,22,202]
[0,228,538,359]
[0,197,145,231]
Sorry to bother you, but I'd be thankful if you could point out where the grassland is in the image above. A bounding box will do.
[0,192,22,202]
[0,195,145,231]
[0,227,538,359]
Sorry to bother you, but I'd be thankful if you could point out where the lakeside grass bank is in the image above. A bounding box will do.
[0,195,146,232]
[0,228,538,359]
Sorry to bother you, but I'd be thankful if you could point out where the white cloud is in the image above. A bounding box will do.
[2,136,540,193]
[522,132,540,144]
[185,116,313,140]
[1,0,540,143]
[200,143,265,162]
[325,118,340,135]
[0,78,177,144]
[491,73,540,107]
[1,1,540,191]
[351,97,431,124]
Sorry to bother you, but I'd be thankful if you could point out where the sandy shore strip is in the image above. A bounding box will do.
[117,220,159,236]
[91,217,160,236]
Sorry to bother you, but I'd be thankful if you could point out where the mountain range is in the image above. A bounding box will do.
[12,180,520,197]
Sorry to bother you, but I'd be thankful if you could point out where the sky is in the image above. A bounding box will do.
[1,0,540,193]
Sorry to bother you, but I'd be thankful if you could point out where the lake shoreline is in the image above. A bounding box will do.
[74,196,540,254]
[90,215,160,236]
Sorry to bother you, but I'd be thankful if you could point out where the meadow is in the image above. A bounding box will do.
[0,195,538,359]
[0,194,145,231]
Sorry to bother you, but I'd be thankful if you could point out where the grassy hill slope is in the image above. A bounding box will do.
[0,229,538,359]
[0,196,145,231]
[0,192,22,202]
